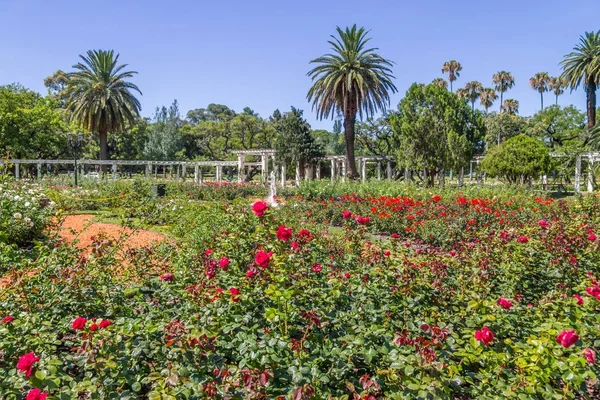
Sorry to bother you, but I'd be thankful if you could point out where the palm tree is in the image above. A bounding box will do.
[548,76,567,105]
[492,71,515,111]
[501,99,519,115]
[455,88,468,100]
[529,72,550,110]
[307,25,397,179]
[431,77,448,89]
[479,88,498,113]
[441,60,462,92]
[67,49,142,162]
[463,81,483,110]
[560,30,600,129]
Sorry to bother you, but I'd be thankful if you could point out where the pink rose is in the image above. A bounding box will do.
[556,329,579,348]
[475,326,494,345]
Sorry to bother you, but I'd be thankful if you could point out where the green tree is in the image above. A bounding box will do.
[464,81,483,110]
[66,49,142,162]
[501,99,520,115]
[492,71,515,111]
[389,83,484,186]
[479,88,498,113]
[481,134,552,184]
[43,70,70,108]
[186,104,236,124]
[0,84,68,159]
[431,78,448,89]
[560,30,600,129]
[355,115,397,156]
[526,105,585,151]
[484,111,527,147]
[143,100,183,160]
[529,72,551,110]
[274,107,324,178]
[307,25,397,179]
[441,60,462,92]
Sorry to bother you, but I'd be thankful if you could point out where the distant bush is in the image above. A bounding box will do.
[480,134,552,184]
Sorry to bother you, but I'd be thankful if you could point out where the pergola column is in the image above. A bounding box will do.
[361,159,367,183]
[469,161,474,181]
[182,164,187,181]
[575,155,582,193]
[330,158,336,181]
[194,165,200,184]
[387,160,392,181]
[37,163,42,180]
[216,165,222,183]
[341,160,346,182]
[587,157,595,193]
[15,163,20,180]
[176,165,181,181]
[261,154,268,182]
[112,163,117,180]
[145,163,151,178]
[295,161,301,186]
[377,162,382,180]
[237,154,246,183]
[315,162,321,180]
[280,164,286,186]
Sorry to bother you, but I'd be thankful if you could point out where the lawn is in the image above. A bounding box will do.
[1,179,599,399]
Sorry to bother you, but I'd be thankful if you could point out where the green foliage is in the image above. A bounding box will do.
[143,100,184,161]
[0,84,68,159]
[484,111,528,148]
[390,83,485,186]
[527,105,586,151]
[481,134,552,184]
[274,107,324,174]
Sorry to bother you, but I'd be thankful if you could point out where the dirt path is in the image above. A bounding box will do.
[0,215,170,289]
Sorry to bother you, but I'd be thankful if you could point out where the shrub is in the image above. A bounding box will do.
[480,134,552,184]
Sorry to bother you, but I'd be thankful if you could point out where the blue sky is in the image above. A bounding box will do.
[0,0,597,130]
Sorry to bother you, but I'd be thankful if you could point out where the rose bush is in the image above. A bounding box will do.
[0,183,599,398]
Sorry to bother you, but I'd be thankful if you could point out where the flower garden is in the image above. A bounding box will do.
[1,180,599,399]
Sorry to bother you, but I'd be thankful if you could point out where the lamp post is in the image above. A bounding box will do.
[67,132,84,187]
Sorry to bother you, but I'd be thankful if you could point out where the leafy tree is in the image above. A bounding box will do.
[431,78,448,89]
[66,49,142,162]
[143,100,183,160]
[307,24,397,179]
[501,99,520,115]
[463,81,483,110]
[560,30,600,129]
[355,115,397,156]
[548,76,567,105]
[186,104,236,124]
[530,72,551,110]
[492,71,515,111]
[484,111,527,147]
[43,70,70,107]
[441,60,462,92]
[389,83,484,186]
[481,134,552,184]
[479,88,498,113]
[274,107,324,178]
[0,84,68,159]
[526,105,585,151]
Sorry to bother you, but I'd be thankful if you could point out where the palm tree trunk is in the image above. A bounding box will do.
[99,125,108,173]
[343,113,359,179]
[555,94,558,105]
[540,92,544,110]
[587,82,597,129]
[450,80,453,93]
[499,92,503,111]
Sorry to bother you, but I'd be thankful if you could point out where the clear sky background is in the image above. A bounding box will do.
[0,0,597,130]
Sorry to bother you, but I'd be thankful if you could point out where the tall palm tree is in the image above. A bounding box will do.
[560,30,600,129]
[492,71,515,111]
[431,77,448,89]
[307,25,397,179]
[67,49,142,162]
[463,81,483,110]
[441,60,462,92]
[479,88,498,113]
[455,88,468,100]
[529,72,550,110]
[501,99,519,115]
[548,76,567,105]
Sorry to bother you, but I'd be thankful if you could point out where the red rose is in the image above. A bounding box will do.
[497,297,513,310]
[2,315,14,324]
[90,323,99,331]
[384,250,391,257]
[573,295,584,305]
[204,248,213,256]
[517,236,529,243]
[72,317,87,330]
[391,233,400,239]
[449,250,457,257]
[589,233,597,241]
[255,250,273,269]
[312,264,322,273]
[474,326,494,345]
[246,268,258,278]
[160,273,174,282]
[341,210,352,219]
[583,348,596,364]
[276,225,293,241]
[252,201,268,217]
[556,329,579,348]
[17,352,39,377]
[229,287,240,302]
[26,388,48,400]
[355,216,371,225]
[99,320,112,329]
[537,220,549,229]
[431,195,441,202]
[586,286,600,300]
[219,257,230,269]
[290,241,299,250]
